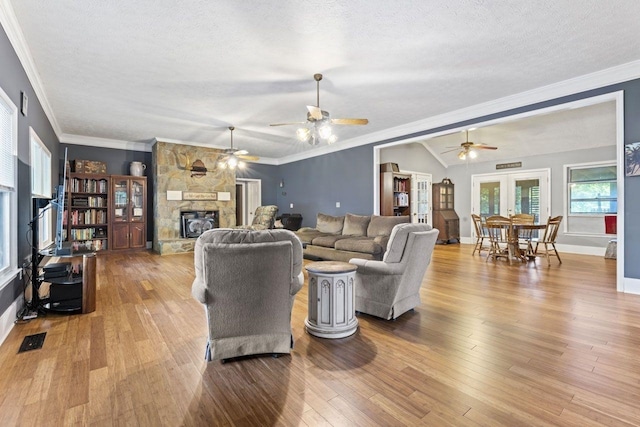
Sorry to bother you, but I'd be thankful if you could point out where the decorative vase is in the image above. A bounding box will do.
[130,161,146,176]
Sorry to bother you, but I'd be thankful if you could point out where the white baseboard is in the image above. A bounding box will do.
[0,295,22,347]
[623,278,640,295]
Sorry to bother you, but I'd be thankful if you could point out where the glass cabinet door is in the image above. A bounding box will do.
[113,179,129,222]
[131,179,145,222]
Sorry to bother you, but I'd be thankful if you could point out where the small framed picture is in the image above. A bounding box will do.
[20,91,28,116]
[625,142,640,176]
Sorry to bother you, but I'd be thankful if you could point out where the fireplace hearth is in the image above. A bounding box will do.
[181,210,219,238]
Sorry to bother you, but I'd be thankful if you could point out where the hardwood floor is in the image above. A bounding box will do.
[0,244,635,426]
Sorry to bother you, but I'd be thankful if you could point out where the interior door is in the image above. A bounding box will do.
[472,169,550,223]
[410,173,432,225]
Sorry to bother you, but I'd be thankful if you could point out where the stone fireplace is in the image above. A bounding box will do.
[152,140,236,254]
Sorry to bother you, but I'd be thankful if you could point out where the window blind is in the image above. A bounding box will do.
[0,97,15,191]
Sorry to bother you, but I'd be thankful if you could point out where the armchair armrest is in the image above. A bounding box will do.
[191,276,207,304]
[291,271,304,296]
[349,258,404,276]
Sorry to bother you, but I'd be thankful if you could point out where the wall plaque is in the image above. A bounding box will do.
[496,162,522,170]
[183,192,218,201]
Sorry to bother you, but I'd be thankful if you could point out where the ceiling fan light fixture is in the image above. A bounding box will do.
[327,134,338,144]
[296,127,311,142]
[317,123,333,140]
[468,150,478,159]
[458,151,467,160]
[226,155,239,169]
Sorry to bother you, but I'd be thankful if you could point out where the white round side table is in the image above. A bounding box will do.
[305,261,358,339]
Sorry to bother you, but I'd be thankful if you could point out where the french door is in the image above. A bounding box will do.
[410,173,432,225]
[472,169,550,224]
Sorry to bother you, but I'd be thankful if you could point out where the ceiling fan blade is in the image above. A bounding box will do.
[331,118,369,125]
[307,105,323,121]
[238,155,260,161]
[440,148,461,154]
[234,149,249,155]
[472,144,498,150]
[269,122,306,126]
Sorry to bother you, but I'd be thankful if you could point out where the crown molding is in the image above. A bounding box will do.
[0,0,62,137]
[60,134,153,152]
[153,137,279,165]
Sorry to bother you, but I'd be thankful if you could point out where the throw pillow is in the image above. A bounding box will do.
[342,213,371,236]
[316,213,345,234]
[367,215,411,237]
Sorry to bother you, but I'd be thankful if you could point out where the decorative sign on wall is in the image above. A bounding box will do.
[496,161,522,170]
[183,192,218,201]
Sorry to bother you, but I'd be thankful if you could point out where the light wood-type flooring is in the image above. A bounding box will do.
[1,244,636,426]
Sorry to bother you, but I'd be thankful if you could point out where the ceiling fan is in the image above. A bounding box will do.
[217,126,259,170]
[270,73,368,145]
[441,130,497,160]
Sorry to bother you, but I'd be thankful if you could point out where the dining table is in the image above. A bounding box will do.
[508,223,547,262]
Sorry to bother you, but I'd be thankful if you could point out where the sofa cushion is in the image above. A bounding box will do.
[367,215,411,237]
[295,229,328,244]
[316,213,345,234]
[311,234,352,248]
[342,213,371,236]
[334,237,384,255]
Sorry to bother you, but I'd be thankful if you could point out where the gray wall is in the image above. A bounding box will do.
[380,143,447,179]
[276,145,374,227]
[0,25,59,318]
[236,163,279,206]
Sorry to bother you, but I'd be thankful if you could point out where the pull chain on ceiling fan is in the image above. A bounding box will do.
[270,73,368,146]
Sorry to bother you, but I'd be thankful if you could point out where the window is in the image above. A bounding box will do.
[0,86,18,287]
[31,128,52,248]
[568,164,617,214]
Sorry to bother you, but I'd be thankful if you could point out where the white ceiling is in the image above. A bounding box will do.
[3,1,640,162]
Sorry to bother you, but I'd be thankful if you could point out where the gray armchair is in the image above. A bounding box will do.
[191,228,304,362]
[349,223,439,320]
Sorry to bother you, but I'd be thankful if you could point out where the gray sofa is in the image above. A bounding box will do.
[295,213,410,262]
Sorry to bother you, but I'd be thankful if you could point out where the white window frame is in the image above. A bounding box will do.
[30,128,52,248]
[0,85,19,290]
[563,160,617,236]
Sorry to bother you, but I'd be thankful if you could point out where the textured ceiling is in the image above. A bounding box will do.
[5,1,640,161]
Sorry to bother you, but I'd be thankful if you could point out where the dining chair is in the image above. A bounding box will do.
[510,213,535,224]
[533,215,563,266]
[510,213,535,255]
[485,216,512,264]
[471,214,490,256]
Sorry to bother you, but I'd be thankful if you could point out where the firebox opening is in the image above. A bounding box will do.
[180,210,219,238]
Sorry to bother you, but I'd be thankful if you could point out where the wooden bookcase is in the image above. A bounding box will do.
[380,172,411,216]
[432,178,460,243]
[67,173,110,252]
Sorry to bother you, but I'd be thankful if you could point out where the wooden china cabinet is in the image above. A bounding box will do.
[432,178,460,243]
[110,175,147,250]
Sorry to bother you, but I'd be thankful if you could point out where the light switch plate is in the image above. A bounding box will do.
[336,202,340,208]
